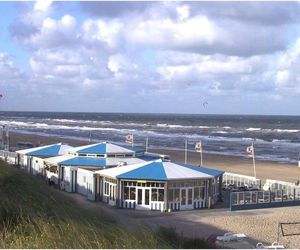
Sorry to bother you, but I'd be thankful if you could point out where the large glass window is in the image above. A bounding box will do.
[168,189,174,202]
[124,187,129,200]
[175,189,180,202]
[151,188,158,201]
[158,189,164,201]
[130,187,136,200]
[194,187,200,200]
[200,187,205,199]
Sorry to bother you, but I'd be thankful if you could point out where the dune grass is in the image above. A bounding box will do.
[0,161,212,248]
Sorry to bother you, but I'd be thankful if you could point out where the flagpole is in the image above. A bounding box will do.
[252,142,256,179]
[200,140,203,166]
[132,134,134,148]
[146,136,148,152]
[185,139,187,164]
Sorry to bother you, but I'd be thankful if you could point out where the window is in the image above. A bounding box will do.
[158,189,164,201]
[104,183,109,195]
[168,189,174,202]
[130,187,136,200]
[200,187,205,199]
[194,187,200,200]
[124,187,129,200]
[174,189,180,202]
[151,188,158,201]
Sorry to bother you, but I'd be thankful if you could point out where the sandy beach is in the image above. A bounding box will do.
[8,131,300,183]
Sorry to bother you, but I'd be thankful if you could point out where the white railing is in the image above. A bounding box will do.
[263,179,300,197]
[223,172,260,188]
[0,150,18,165]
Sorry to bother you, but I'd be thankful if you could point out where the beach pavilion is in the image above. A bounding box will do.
[43,141,163,200]
[16,143,73,175]
[96,159,224,210]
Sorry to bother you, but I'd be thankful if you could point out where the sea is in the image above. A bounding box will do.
[0,111,300,164]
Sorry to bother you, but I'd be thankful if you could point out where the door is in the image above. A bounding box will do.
[136,188,151,209]
[180,188,194,210]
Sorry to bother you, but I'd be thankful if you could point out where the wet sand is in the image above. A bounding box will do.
[9,131,300,183]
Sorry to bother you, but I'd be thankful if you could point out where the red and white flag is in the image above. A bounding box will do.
[246,145,254,157]
[195,142,202,153]
[125,134,133,144]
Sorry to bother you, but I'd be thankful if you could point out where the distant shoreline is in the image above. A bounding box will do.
[8,131,300,183]
[1,110,300,117]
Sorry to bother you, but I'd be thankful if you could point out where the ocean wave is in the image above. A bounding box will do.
[215,131,229,134]
[246,127,261,131]
[274,129,300,133]
[0,120,138,133]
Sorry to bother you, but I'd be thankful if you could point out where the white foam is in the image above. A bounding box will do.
[274,129,300,133]
[246,127,261,131]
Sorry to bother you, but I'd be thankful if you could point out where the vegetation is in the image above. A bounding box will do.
[0,161,211,248]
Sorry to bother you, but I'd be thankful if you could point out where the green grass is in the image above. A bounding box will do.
[0,161,212,248]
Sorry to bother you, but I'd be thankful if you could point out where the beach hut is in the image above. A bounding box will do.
[16,143,73,175]
[96,159,224,211]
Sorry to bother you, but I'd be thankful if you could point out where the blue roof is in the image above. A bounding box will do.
[118,161,168,181]
[77,144,107,154]
[59,157,107,167]
[76,142,144,154]
[26,144,62,157]
[178,163,224,177]
[113,160,224,181]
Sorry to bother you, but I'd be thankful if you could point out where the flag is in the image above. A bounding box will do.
[246,145,254,157]
[126,134,133,144]
[195,142,202,153]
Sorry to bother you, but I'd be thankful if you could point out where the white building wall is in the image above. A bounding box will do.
[77,168,95,200]
[31,157,45,176]
[63,166,73,193]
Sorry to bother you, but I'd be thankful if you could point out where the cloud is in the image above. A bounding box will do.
[187,2,300,26]
[34,0,53,12]
[79,1,152,17]
[4,1,300,114]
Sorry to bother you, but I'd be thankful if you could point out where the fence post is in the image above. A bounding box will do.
[294,188,296,202]
[269,190,272,203]
[229,192,232,211]
[281,189,284,203]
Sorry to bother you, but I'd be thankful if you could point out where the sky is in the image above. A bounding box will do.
[1,1,300,115]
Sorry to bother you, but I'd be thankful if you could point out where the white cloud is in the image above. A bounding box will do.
[127,15,218,49]
[176,5,190,21]
[81,19,123,50]
[276,70,290,87]
[5,1,300,113]
[34,0,53,12]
